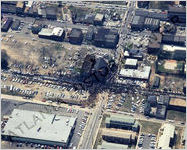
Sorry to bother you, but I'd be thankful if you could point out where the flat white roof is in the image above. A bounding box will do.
[95,13,104,21]
[157,123,175,149]
[119,66,151,80]
[38,27,64,37]
[2,109,77,144]
[125,58,138,66]
[161,44,186,52]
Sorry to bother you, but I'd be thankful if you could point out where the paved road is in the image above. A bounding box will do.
[79,93,106,149]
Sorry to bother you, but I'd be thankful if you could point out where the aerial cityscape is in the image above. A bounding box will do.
[1,1,186,149]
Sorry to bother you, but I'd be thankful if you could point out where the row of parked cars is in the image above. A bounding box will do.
[15,142,63,149]
[138,133,156,149]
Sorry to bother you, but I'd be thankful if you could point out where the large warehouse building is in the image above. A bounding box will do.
[2,109,77,148]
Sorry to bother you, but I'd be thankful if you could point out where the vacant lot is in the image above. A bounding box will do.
[167,110,186,122]
[138,120,161,135]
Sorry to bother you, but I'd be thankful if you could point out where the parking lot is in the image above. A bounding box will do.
[106,92,146,114]
[137,133,157,149]
[1,99,89,149]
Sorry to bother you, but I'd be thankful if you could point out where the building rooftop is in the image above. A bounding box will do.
[105,114,135,125]
[2,109,77,144]
[69,28,83,38]
[119,66,151,80]
[125,58,138,66]
[95,13,104,21]
[38,27,64,37]
[131,15,145,25]
[157,123,175,149]
[46,7,57,16]
[161,44,186,52]
[16,1,24,8]
[169,98,186,107]
[98,141,128,149]
[144,17,160,26]
[102,128,136,140]
[156,105,167,118]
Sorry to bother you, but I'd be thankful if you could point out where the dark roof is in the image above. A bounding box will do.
[131,15,145,25]
[69,28,83,38]
[1,17,13,32]
[135,9,168,20]
[94,57,108,71]
[1,4,16,14]
[148,33,162,49]
[46,7,57,16]
[153,76,160,88]
[81,54,95,77]
[1,1,17,5]
[11,19,20,30]
[158,95,170,106]
[86,27,94,40]
[168,6,186,14]
[156,105,167,119]
[147,95,157,106]
[162,34,185,45]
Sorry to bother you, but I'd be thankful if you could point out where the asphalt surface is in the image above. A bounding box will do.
[80,96,105,149]
[1,98,86,148]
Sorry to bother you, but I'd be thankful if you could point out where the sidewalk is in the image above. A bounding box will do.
[1,94,90,112]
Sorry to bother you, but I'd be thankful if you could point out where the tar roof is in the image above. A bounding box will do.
[2,109,77,143]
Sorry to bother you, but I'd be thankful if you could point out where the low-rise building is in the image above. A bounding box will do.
[69,28,83,45]
[156,104,167,119]
[168,98,186,112]
[38,27,65,41]
[147,95,157,107]
[124,58,138,69]
[93,28,119,49]
[2,3,16,14]
[144,17,160,31]
[105,114,139,132]
[131,16,145,30]
[168,5,186,24]
[1,17,13,32]
[16,1,25,15]
[46,7,57,20]
[119,66,151,81]
[157,123,175,149]
[162,34,186,46]
[124,50,143,61]
[94,13,104,25]
[2,109,77,148]
[102,129,136,145]
[97,141,129,149]
[159,44,186,60]
[152,76,160,88]
[147,33,162,54]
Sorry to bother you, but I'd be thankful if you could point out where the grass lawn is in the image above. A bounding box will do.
[93,129,102,149]
[100,114,110,128]
[138,120,161,135]
[166,110,186,122]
